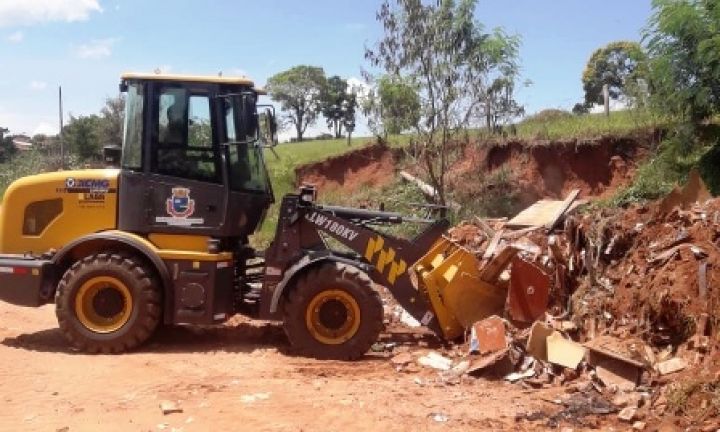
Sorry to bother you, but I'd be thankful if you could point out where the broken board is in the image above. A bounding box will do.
[505,189,580,229]
[507,257,551,322]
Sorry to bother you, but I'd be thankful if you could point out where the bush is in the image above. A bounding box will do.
[611,125,712,206]
[523,109,573,123]
[0,149,80,199]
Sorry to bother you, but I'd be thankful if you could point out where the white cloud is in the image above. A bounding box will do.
[29,80,47,90]
[74,37,118,59]
[0,0,102,28]
[33,122,59,136]
[0,105,58,136]
[6,31,23,43]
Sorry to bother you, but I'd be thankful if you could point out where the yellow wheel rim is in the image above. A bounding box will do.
[305,289,361,345]
[74,276,133,333]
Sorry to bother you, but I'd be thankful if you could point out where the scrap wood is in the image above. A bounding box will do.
[507,258,551,323]
[511,237,542,256]
[506,200,569,229]
[546,189,581,230]
[546,331,586,369]
[504,189,581,230]
[473,216,497,238]
[526,321,554,362]
[479,245,518,282]
[399,170,461,211]
[585,342,645,369]
[648,243,707,264]
[466,348,510,375]
[482,229,505,259]
[586,339,644,391]
[547,235,564,263]
[502,226,543,239]
[469,316,508,355]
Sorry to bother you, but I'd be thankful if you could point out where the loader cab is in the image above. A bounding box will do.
[117,73,276,240]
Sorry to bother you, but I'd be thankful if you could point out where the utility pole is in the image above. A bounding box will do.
[58,85,64,169]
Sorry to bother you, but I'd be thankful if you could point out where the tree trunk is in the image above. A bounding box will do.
[296,122,303,141]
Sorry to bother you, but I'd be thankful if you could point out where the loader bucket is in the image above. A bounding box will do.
[414,238,517,340]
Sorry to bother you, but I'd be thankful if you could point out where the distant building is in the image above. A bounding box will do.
[12,134,32,151]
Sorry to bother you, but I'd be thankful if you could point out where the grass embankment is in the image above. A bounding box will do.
[253,135,410,247]
[252,110,673,246]
[511,109,662,140]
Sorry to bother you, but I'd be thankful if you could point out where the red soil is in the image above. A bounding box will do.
[295,143,402,194]
[449,134,654,206]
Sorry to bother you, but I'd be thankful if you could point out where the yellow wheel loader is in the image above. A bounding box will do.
[0,73,510,359]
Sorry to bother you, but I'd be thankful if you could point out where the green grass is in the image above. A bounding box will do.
[512,109,664,140]
[253,133,416,247]
[253,135,406,247]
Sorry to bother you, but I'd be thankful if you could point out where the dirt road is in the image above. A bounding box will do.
[0,302,570,432]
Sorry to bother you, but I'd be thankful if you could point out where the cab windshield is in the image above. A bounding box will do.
[221,93,272,194]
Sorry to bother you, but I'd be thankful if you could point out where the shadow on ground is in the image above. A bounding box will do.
[1,320,288,355]
[0,320,441,361]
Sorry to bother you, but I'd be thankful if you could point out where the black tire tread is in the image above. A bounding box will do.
[55,252,161,353]
[283,262,383,360]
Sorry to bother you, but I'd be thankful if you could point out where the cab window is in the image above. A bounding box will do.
[121,83,144,170]
[155,87,219,183]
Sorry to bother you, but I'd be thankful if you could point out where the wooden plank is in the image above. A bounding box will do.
[482,229,504,260]
[506,200,565,228]
[474,216,496,238]
[479,245,518,283]
[545,189,580,230]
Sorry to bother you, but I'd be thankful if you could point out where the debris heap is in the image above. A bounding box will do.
[386,185,719,429]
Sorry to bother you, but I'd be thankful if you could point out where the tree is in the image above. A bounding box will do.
[377,76,420,134]
[366,0,523,205]
[582,41,648,107]
[0,127,16,162]
[483,75,525,132]
[572,103,589,115]
[266,66,327,142]
[63,115,102,160]
[99,95,125,147]
[644,0,720,123]
[320,76,357,138]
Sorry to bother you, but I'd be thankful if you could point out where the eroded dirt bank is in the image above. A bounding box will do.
[295,134,655,211]
[450,135,653,204]
[295,143,403,194]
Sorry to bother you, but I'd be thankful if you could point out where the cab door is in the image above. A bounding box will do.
[119,82,227,236]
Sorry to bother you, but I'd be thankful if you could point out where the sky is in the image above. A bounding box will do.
[0,0,653,140]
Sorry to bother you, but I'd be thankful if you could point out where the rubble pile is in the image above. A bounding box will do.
[386,186,720,429]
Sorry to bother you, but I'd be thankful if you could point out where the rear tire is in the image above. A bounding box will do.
[283,262,383,360]
[55,253,161,353]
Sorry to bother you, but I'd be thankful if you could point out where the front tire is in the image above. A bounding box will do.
[55,253,161,353]
[283,262,383,360]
